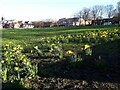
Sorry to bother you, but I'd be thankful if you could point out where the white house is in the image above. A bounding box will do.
[23,21,34,28]
[23,24,34,28]
[14,22,20,28]
[78,19,92,26]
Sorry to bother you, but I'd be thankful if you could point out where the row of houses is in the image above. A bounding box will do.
[32,18,92,28]
[47,18,115,27]
[57,17,119,26]
[57,18,92,26]
[0,17,118,29]
[0,18,34,29]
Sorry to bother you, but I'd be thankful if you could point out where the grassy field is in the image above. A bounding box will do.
[1,25,120,89]
[2,25,119,43]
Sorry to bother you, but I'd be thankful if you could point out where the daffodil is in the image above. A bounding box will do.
[92,32,96,38]
[17,45,21,48]
[1,60,4,63]
[15,63,18,66]
[28,76,32,79]
[9,42,12,44]
[66,50,74,55]
[51,43,55,46]
[23,59,27,64]
[101,31,108,37]
[14,67,19,71]
[5,44,9,47]
[4,47,7,50]
[6,58,9,61]
[68,35,71,38]
[54,46,59,49]
[13,47,17,50]
[83,35,85,38]
[6,51,8,54]
[20,47,23,50]
[84,44,90,50]
[34,46,38,49]
[81,48,84,51]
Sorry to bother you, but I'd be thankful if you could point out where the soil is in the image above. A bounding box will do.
[31,58,120,90]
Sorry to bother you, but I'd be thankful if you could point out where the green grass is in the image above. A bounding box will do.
[2,25,119,44]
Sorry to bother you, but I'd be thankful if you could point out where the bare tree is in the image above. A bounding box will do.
[117,1,120,24]
[72,14,78,26]
[117,1,120,13]
[105,5,116,18]
[44,18,54,22]
[82,8,90,25]
[75,10,83,25]
[91,5,104,25]
[78,10,83,25]
[32,21,44,28]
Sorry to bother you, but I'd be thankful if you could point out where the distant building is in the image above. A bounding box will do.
[79,19,92,26]
[50,22,59,27]
[58,18,79,26]
[66,18,79,26]
[92,18,114,25]
[57,18,67,26]
[14,22,20,28]
[58,18,92,26]
[0,18,34,29]
[23,21,34,28]
[3,20,14,28]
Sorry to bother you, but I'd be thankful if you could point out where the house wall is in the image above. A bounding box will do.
[79,19,92,25]
[23,24,34,28]
[14,23,20,28]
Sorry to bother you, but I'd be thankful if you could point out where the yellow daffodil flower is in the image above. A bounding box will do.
[1,60,4,63]
[14,67,19,71]
[101,31,108,37]
[66,50,74,55]
[23,59,27,64]
[84,44,90,50]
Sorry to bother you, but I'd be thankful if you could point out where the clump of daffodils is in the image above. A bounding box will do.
[101,31,108,37]
[91,32,97,38]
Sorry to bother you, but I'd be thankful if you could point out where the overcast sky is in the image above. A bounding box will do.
[0,0,119,21]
